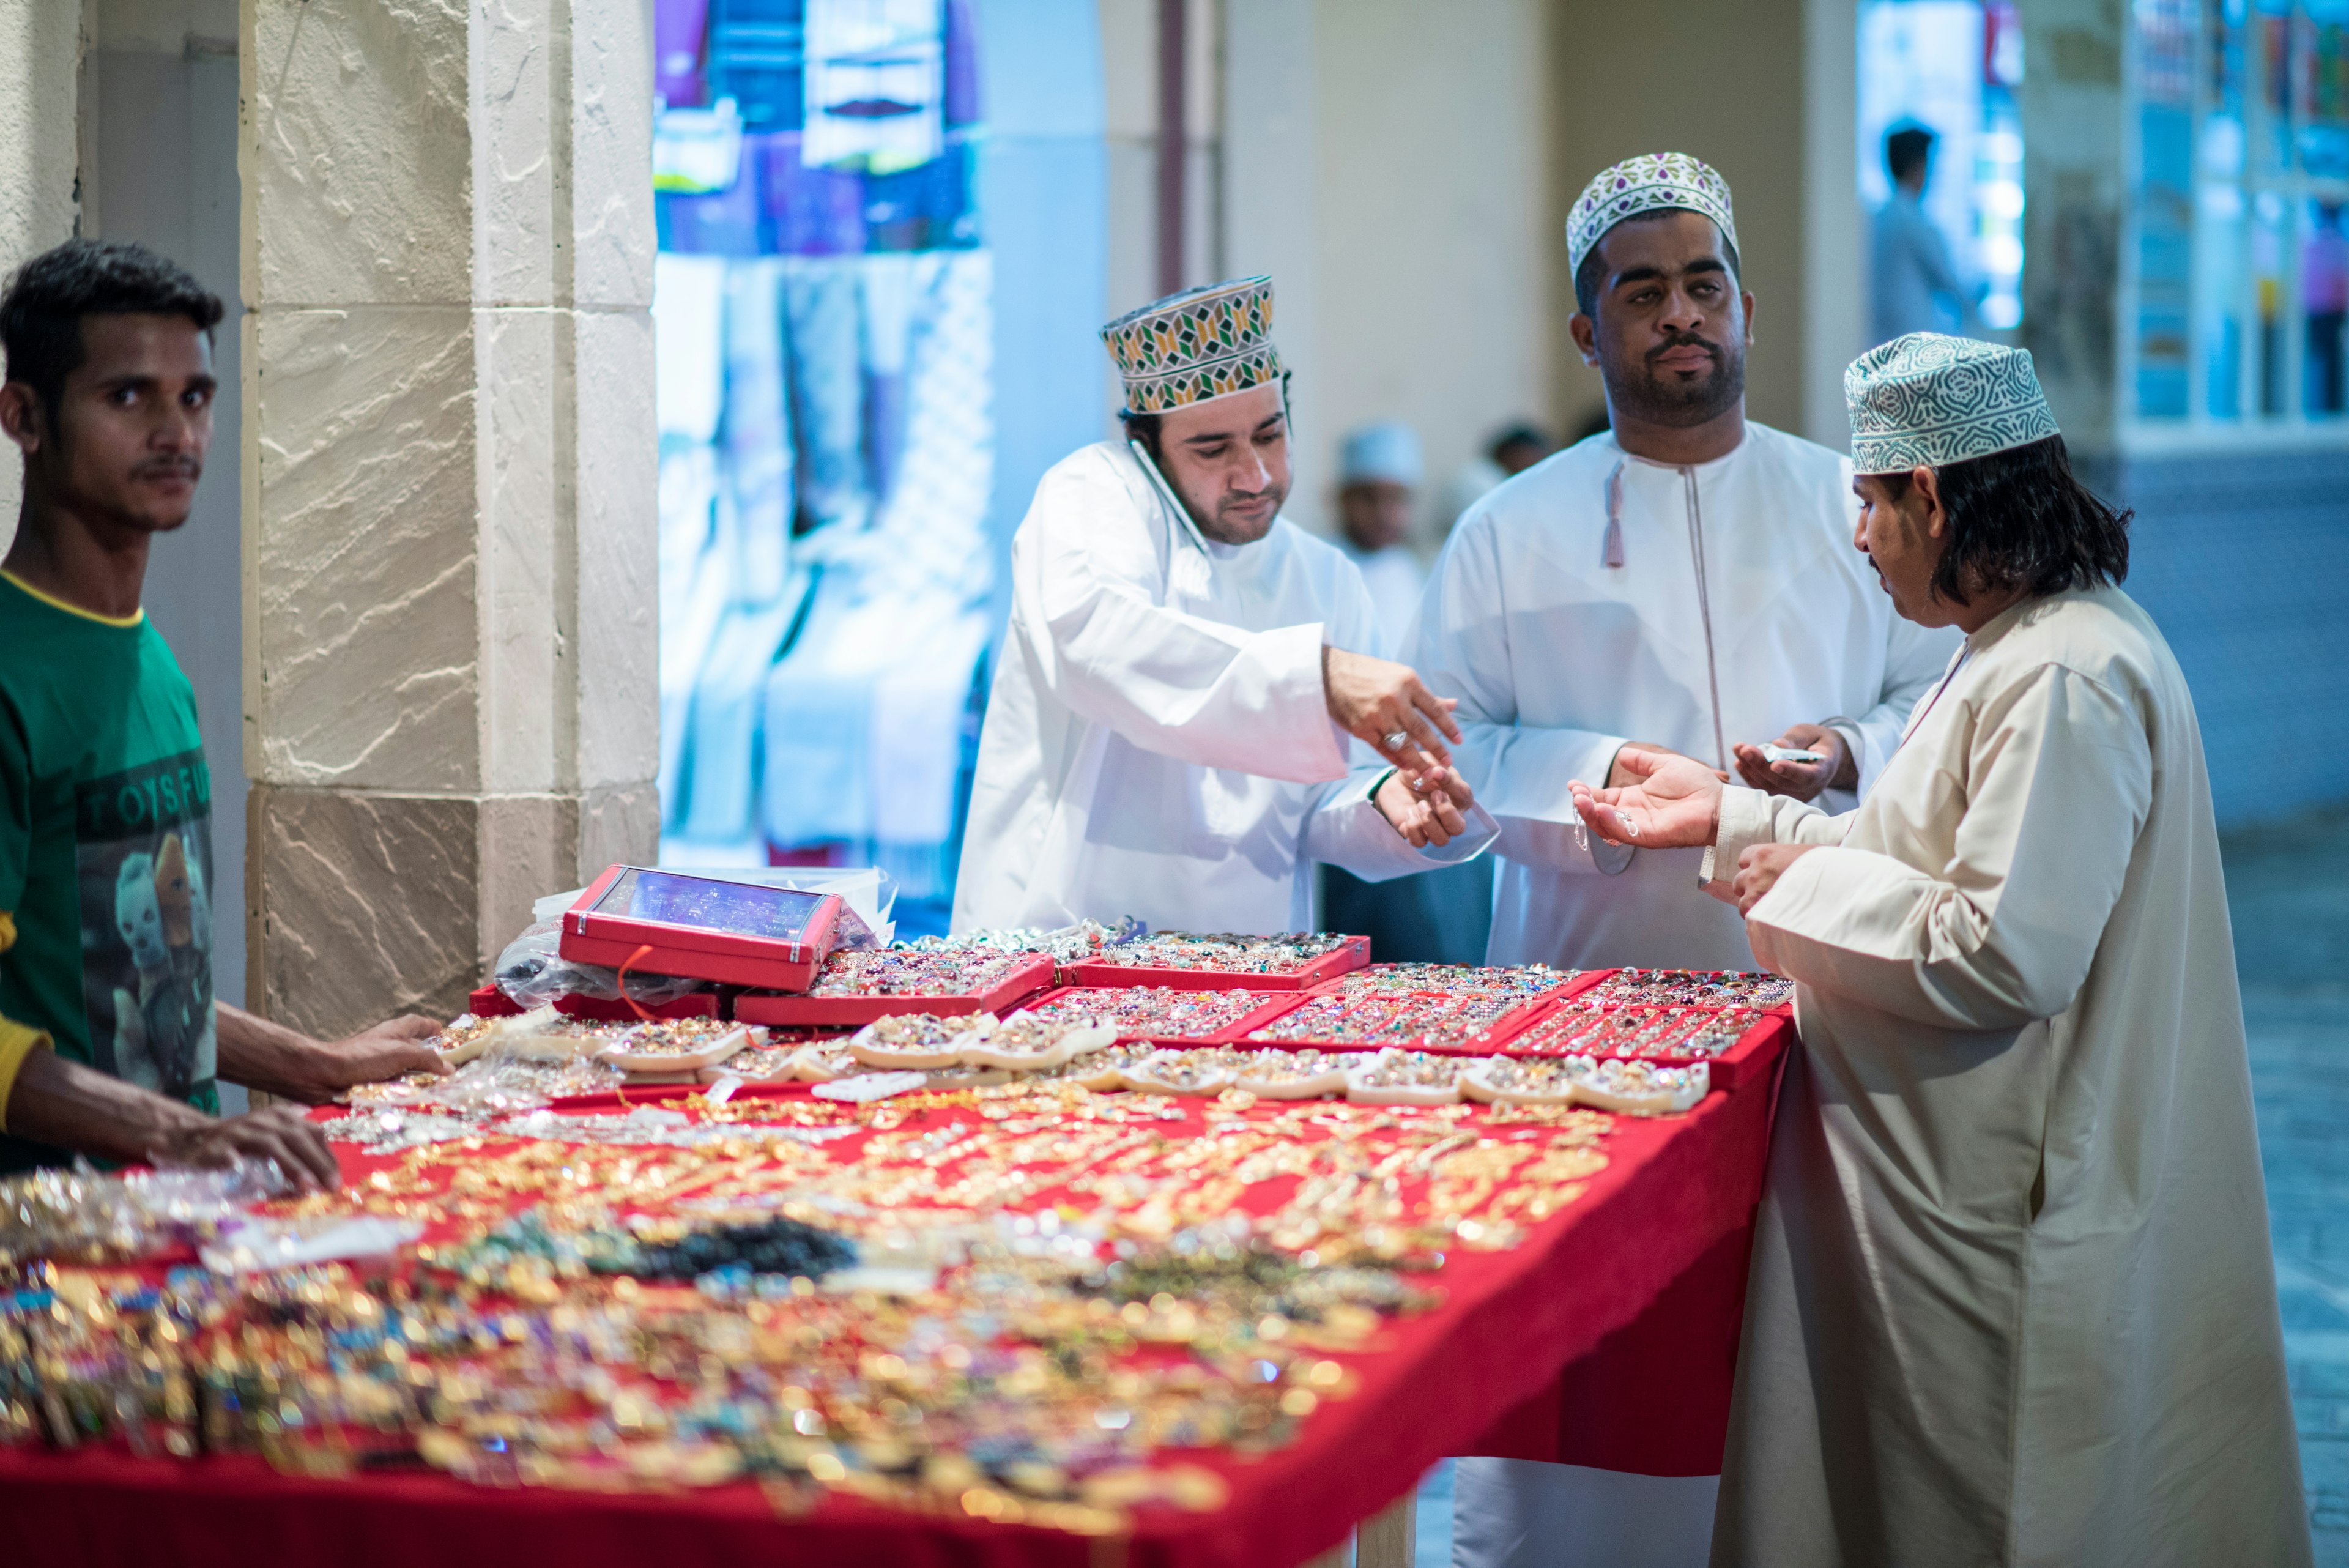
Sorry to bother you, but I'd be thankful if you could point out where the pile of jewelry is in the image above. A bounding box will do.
[900,918,1137,965]
[1577,970,1792,1009]
[806,948,1044,1000]
[356,1018,628,1114]
[707,1027,853,1085]
[0,1159,286,1270]
[596,1214,861,1282]
[1243,991,1532,1050]
[1506,1005,1763,1060]
[1316,964,1579,1005]
[0,968,1770,1536]
[1077,931,1357,979]
[2,1086,1570,1525]
[1013,986,1277,1041]
[1124,1047,1356,1100]
[1343,1049,1471,1105]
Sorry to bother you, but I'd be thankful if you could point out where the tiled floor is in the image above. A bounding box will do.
[2228,807,2349,1564]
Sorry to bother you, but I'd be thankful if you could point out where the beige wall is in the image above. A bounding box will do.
[1108,0,1563,542]
[240,0,660,1038]
[1304,0,1558,543]
[1549,0,1823,444]
[1107,0,1865,544]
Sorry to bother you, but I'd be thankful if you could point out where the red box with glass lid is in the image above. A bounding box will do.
[556,865,845,993]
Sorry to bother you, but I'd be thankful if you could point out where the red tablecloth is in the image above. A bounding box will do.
[0,1022,1789,1568]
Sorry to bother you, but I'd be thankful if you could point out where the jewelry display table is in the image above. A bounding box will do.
[0,992,1790,1568]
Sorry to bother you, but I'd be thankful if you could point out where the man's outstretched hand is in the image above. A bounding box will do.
[1373,765,1477,849]
[217,1004,449,1106]
[1572,746,1725,849]
[1324,645,1463,780]
[1731,722,1856,802]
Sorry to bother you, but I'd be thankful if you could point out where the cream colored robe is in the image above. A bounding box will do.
[1703,586,2309,1567]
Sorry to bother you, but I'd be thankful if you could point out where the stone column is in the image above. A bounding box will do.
[0,0,84,520]
[240,0,659,1040]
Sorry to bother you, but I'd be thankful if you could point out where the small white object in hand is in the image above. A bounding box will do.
[1762,743,1827,766]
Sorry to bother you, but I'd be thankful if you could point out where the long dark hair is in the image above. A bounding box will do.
[1879,434,2132,605]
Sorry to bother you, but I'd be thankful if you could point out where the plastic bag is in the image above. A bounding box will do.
[0,1157,291,1270]
[417,1028,626,1116]
[492,918,711,1008]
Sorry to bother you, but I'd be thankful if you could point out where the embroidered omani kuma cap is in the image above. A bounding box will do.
[1100,276,1283,415]
[1567,152,1739,277]
[1845,332,2061,474]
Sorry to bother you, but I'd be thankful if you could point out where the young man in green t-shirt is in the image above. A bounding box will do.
[0,239,447,1185]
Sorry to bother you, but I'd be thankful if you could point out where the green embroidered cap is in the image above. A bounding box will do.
[1845,332,2060,474]
[1100,275,1284,415]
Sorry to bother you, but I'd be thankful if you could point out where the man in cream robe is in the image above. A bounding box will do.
[1575,334,2310,1567]
[956,277,1493,935]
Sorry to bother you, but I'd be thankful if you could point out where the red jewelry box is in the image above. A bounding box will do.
[1058,933,1370,992]
[557,865,844,993]
[733,953,1057,1027]
[1006,986,1308,1046]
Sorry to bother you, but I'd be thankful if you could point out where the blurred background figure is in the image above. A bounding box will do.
[1321,426,1494,968]
[2308,203,2348,415]
[1334,420,1429,647]
[1441,420,1555,533]
[1870,122,1973,344]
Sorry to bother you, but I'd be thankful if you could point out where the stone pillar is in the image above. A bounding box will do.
[240,0,659,1040]
[0,0,84,521]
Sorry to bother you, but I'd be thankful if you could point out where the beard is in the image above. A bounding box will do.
[1603,331,1746,429]
[1187,477,1288,545]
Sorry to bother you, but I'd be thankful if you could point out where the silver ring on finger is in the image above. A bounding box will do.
[1384,731,1408,749]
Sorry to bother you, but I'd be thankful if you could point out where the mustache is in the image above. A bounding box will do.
[1647,332,1722,370]
[130,456,201,481]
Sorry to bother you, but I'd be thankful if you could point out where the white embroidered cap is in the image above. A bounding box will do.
[1567,152,1739,278]
[1338,422,1424,487]
[1844,332,2061,474]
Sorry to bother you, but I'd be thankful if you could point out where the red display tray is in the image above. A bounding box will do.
[733,953,1057,1027]
[1497,998,1786,1090]
[1057,934,1370,992]
[1007,985,1309,1046]
[1569,967,1796,1011]
[1232,990,1557,1054]
[461,984,719,1023]
[554,990,722,1023]
[468,984,522,1018]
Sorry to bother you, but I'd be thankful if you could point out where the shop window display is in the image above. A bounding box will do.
[2128,0,2349,426]
[653,0,992,934]
[1857,1,2027,335]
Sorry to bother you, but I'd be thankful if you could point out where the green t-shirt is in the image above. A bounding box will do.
[0,571,218,1172]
